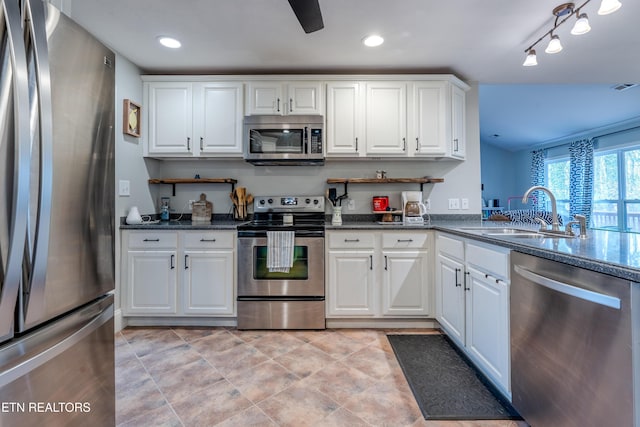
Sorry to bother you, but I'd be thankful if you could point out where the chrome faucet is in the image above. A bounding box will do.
[522,186,561,232]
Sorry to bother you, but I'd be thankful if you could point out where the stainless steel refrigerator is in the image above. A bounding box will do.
[0,1,115,425]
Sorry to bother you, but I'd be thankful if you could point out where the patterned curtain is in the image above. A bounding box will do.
[569,139,594,225]
[530,149,547,210]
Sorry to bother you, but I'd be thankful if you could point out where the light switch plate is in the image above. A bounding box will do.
[118,180,130,196]
[461,198,469,209]
[448,198,460,210]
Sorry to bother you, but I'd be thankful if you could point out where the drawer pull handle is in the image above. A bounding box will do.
[184,254,189,269]
[170,254,175,270]
[344,239,360,242]
[455,268,461,287]
[464,271,470,290]
[200,238,216,242]
[384,255,388,270]
[370,255,373,270]
[397,239,413,243]
[143,238,160,242]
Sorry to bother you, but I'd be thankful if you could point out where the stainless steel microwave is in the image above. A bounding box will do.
[243,115,324,165]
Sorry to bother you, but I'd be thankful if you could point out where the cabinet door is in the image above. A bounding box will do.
[287,81,322,115]
[182,251,235,315]
[465,266,510,394]
[125,251,177,314]
[194,82,243,155]
[382,251,430,316]
[147,82,193,155]
[327,250,376,317]
[326,82,362,156]
[365,82,407,155]
[436,254,465,345]
[411,82,447,156]
[450,84,466,159]
[246,81,284,115]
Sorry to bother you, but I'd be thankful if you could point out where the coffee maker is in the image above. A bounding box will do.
[402,191,427,225]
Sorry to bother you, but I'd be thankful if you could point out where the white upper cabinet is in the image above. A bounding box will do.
[146,82,193,155]
[324,77,467,159]
[245,81,323,115]
[410,81,448,156]
[194,82,243,155]
[326,82,363,156]
[145,81,243,157]
[450,84,466,159]
[365,82,407,155]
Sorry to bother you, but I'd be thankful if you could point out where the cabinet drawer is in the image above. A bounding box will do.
[382,232,428,249]
[465,242,510,280]
[182,231,234,249]
[328,232,375,249]
[437,234,464,260]
[128,231,178,249]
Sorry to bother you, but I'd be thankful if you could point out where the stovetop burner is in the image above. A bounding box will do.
[237,195,326,237]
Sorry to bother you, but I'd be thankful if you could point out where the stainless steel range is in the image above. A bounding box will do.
[237,195,325,329]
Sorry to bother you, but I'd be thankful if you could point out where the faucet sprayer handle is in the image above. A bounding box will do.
[535,217,548,230]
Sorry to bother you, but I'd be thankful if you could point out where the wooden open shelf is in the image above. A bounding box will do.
[148,178,237,196]
[327,177,444,195]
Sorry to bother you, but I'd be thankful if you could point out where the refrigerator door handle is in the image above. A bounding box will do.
[0,0,32,340]
[21,0,54,329]
[0,297,113,388]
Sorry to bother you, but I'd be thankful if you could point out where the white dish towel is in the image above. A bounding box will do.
[266,231,295,273]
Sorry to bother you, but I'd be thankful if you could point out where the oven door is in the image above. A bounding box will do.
[237,236,324,297]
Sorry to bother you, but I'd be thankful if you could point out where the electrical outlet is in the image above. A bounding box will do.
[347,199,355,211]
[118,180,130,196]
[461,198,469,209]
[448,198,460,210]
[424,199,431,210]
[188,200,195,210]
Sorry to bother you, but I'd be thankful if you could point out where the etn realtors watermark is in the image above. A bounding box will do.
[1,401,91,413]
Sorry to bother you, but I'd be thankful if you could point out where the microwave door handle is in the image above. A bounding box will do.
[304,127,308,154]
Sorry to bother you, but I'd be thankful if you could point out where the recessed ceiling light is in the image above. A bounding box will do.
[362,35,384,47]
[158,36,181,49]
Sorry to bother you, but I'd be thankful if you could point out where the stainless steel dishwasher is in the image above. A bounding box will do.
[510,251,639,427]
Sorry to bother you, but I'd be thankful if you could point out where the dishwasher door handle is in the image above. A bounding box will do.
[513,264,621,309]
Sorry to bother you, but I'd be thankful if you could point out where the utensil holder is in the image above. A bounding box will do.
[331,206,342,226]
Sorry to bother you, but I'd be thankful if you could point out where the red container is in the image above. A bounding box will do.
[372,196,389,212]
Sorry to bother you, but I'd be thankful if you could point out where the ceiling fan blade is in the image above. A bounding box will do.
[288,0,324,33]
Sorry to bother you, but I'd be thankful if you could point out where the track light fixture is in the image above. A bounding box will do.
[522,0,621,67]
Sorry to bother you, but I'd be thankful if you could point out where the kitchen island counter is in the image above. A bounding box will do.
[432,221,640,282]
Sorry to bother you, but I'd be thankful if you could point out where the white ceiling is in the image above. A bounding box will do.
[64,0,640,150]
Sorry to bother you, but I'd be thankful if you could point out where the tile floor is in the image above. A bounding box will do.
[115,327,529,427]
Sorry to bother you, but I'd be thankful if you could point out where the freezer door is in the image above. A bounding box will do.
[19,3,115,332]
[0,294,114,427]
[0,0,32,342]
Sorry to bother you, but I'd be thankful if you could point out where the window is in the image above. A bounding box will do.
[544,144,640,233]
[592,147,640,232]
[545,157,570,218]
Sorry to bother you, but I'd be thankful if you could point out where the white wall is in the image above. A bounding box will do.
[113,54,147,321]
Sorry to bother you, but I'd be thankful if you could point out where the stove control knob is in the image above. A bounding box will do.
[259,199,266,205]
[313,199,319,205]
[267,198,273,204]
[305,198,311,204]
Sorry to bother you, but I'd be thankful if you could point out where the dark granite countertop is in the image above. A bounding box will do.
[119,214,640,282]
[120,214,243,230]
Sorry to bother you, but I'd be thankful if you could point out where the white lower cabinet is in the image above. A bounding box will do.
[122,230,235,317]
[326,231,431,318]
[435,232,511,397]
[127,250,178,314]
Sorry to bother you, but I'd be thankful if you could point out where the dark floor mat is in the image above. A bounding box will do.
[387,334,522,420]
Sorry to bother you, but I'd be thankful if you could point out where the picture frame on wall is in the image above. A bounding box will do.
[123,99,141,137]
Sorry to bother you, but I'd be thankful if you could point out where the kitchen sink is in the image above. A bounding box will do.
[458,227,576,239]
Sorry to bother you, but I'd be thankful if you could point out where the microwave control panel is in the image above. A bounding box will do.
[309,128,323,154]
